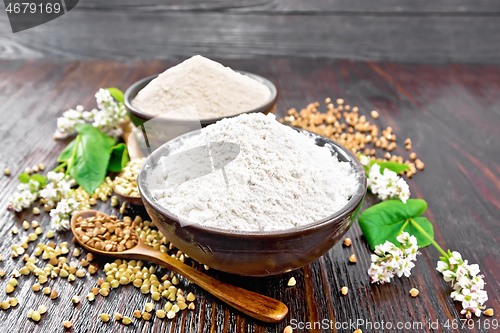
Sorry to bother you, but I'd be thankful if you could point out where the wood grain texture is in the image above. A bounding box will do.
[66,0,500,13]
[1,0,500,63]
[0,59,499,333]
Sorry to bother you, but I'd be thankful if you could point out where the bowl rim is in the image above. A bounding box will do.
[137,128,367,238]
[124,71,278,124]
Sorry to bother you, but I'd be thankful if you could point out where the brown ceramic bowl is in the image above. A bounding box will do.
[124,71,278,128]
[137,129,366,277]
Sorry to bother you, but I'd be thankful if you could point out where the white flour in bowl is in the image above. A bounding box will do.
[147,113,359,232]
[132,55,271,120]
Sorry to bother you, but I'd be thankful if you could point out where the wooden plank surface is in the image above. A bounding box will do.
[1,0,500,63]
[0,59,499,333]
[65,0,500,13]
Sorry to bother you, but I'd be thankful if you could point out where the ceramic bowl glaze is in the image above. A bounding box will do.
[138,129,366,277]
[124,71,278,128]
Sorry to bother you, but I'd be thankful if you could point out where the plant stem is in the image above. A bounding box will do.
[65,134,81,177]
[410,218,449,259]
[398,220,409,234]
[52,162,67,173]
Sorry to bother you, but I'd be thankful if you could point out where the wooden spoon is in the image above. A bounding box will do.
[113,120,145,205]
[112,169,144,206]
[120,119,144,160]
[71,210,288,323]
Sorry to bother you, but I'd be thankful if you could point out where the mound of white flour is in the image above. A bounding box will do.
[147,113,358,232]
[132,55,271,119]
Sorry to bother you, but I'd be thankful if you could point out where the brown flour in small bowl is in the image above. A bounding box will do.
[132,55,271,120]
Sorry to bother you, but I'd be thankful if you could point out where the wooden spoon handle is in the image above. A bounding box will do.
[139,245,288,323]
[121,120,144,159]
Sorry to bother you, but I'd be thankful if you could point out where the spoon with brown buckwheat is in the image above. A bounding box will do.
[71,209,288,323]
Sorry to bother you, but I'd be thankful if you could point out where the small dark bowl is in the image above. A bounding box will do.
[124,71,278,128]
[138,129,366,277]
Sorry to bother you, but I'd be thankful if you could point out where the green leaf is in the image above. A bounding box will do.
[370,160,410,174]
[18,173,31,183]
[358,199,433,249]
[108,143,130,172]
[69,124,116,193]
[19,173,47,187]
[58,137,77,163]
[406,217,434,248]
[106,88,124,104]
[31,174,47,187]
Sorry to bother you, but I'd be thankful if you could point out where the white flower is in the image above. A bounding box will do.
[63,109,84,120]
[91,88,127,138]
[397,232,417,247]
[39,172,75,207]
[47,171,64,183]
[436,261,449,273]
[54,89,126,140]
[82,109,97,122]
[468,264,480,277]
[54,108,85,139]
[95,88,114,105]
[396,259,415,278]
[368,264,393,284]
[442,270,456,282]
[359,154,370,166]
[367,163,411,203]
[436,252,488,319]
[7,179,41,212]
[368,231,419,284]
[449,251,463,265]
[374,241,396,256]
[49,198,83,231]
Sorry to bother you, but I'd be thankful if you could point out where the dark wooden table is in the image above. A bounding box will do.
[1,0,500,63]
[0,59,499,333]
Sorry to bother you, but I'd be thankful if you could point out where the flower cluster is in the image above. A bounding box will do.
[83,89,127,138]
[49,198,85,231]
[54,105,86,139]
[39,172,75,207]
[437,251,488,318]
[368,232,419,284]
[54,89,127,139]
[367,163,411,203]
[7,179,41,212]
